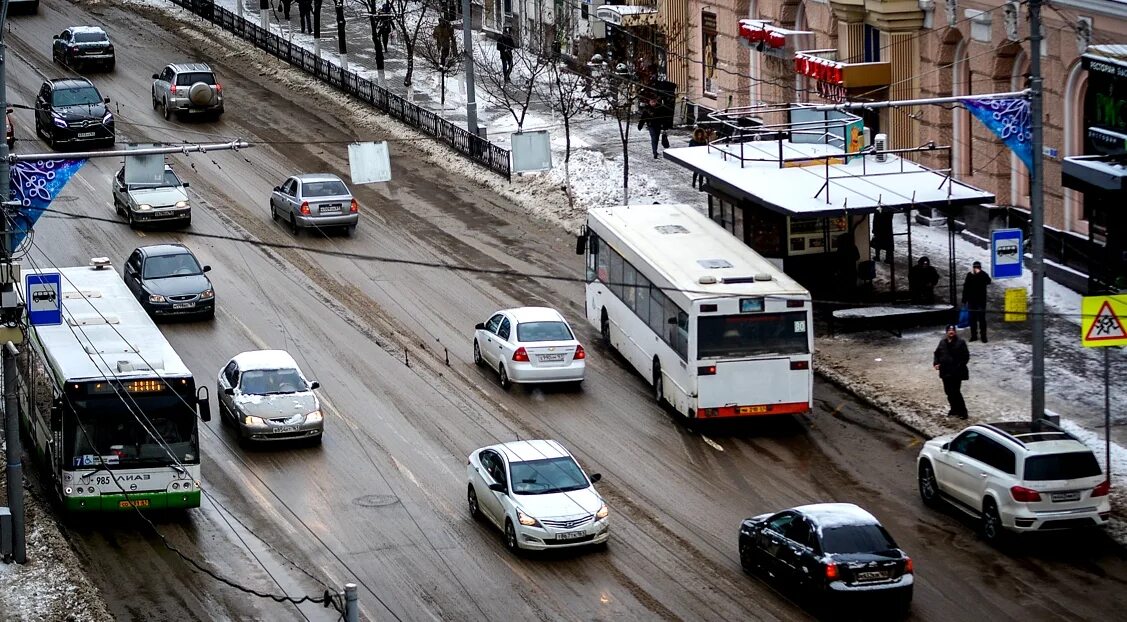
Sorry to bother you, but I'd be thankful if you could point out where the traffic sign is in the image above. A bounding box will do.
[25,273,63,326]
[1081,295,1127,347]
[990,228,1023,279]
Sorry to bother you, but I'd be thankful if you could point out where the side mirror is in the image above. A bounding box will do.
[53,35,60,40]
[182,182,190,188]
[50,401,63,432]
[488,482,507,494]
[202,265,212,273]
[575,233,587,256]
[273,185,281,192]
[941,442,950,451]
[151,73,160,80]
[474,322,485,330]
[104,97,111,104]
[196,386,211,422]
[309,381,320,390]
[224,387,235,396]
[589,473,602,483]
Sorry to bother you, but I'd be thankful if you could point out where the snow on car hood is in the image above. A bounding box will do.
[128,186,188,208]
[234,391,318,420]
[513,486,603,520]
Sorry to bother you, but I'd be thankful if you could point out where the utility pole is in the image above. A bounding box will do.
[344,583,358,622]
[0,0,26,565]
[1029,0,1046,422]
[460,0,477,136]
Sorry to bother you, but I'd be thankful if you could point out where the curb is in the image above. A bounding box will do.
[815,364,935,440]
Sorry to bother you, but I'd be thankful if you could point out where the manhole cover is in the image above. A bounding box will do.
[353,494,399,508]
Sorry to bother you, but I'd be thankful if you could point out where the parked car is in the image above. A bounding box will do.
[269,173,359,235]
[34,78,114,149]
[467,440,608,553]
[52,26,115,72]
[473,307,585,390]
[739,503,913,612]
[917,421,1110,543]
[151,63,224,120]
[113,164,191,228]
[5,107,12,150]
[217,350,323,446]
[123,244,214,319]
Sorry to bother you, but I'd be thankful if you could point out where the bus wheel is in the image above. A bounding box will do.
[652,360,664,405]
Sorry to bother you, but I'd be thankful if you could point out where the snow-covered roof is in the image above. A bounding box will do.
[494,440,570,462]
[504,306,566,324]
[795,502,880,528]
[23,266,192,384]
[232,349,301,371]
[663,143,995,217]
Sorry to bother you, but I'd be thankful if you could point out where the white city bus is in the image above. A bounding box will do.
[19,260,210,511]
[579,204,814,420]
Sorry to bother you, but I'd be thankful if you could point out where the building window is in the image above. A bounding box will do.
[863,24,881,63]
[702,11,718,97]
[581,4,587,20]
[1064,61,1089,235]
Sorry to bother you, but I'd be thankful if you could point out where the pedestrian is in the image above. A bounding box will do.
[497,27,516,83]
[871,211,894,264]
[688,127,708,188]
[638,98,664,159]
[961,260,992,342]
[834,232,860,298]
[278,0,292,19]
[933,324,970,419]
[377,1,393,53]
[909,256,940,304]
[434,17,456,66]
[297,0,313,33]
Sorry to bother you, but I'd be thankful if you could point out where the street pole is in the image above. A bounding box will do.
[1105,347,1111,484]
[461,0,477,136]
[344,583,358,622]
[1029,0,1046,423]
[0,0,26,565]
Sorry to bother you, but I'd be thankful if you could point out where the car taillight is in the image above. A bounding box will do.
[1010,486,1042,502]
[904,557,914,574]
[1093,480,1111,497]
[349,199,359,213]
[216,83,223,93]
[573,344,585,360]
[299,201,311,215]
[790,360,809,370]
[512,347,529,362]
[824,563,839,580]
[698,365,716,375]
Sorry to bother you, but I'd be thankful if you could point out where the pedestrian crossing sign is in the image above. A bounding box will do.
[1081,295,1127,347]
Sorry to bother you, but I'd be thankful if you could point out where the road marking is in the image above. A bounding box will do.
[907,437,922,448]
[701,435,724,452]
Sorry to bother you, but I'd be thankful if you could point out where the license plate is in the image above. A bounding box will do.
[119,499,150,508]
[739,405,768,414]
[274,425,297,433]
[320,206,342,214]
[555,530,585,541]
[856,570,887,581]
[78,132,95,138]
[188,108,204,114]
[540,353,565,362]
[153,210,175,217]
[172,302,195,309]
[1051,491,1081,502]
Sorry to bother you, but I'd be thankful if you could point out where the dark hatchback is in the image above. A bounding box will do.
[739,503,913,615]
[34,78,114,149]
[124,245,215,319]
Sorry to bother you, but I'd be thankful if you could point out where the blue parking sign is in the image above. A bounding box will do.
[991,228,1023,279]
[25,273,63,326]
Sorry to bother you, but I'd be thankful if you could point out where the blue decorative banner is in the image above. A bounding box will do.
[8,159,87,248]
[963,98,1033,172]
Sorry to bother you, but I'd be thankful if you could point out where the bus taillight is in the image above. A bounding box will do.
[790,361,809,370]
[698,365,717,375]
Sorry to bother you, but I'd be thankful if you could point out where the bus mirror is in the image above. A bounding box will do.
[50,402,62,432]
[224,387,234,396]
[196,386,211,422]
[574,233,586,256]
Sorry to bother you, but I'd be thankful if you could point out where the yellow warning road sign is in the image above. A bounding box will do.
[1081,295,1127,347]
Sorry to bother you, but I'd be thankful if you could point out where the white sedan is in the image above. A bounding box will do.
[472,306,585,389]
[467,440,609,553]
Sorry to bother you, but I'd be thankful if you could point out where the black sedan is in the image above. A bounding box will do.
[739,503,913,614]
[123,244,215,319]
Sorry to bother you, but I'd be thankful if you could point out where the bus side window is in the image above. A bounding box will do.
[674,311,689,359]
[609,249,623,299]
[596,239,610,284]
[585,234,599,283]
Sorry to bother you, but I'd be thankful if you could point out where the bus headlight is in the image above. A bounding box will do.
[244,415,265,426]
[64,487,73,495]
[305,410,322,423]
[149,294,166,303]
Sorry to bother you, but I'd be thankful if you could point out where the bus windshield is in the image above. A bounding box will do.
[697,312,809,358]
[64,394,200,468]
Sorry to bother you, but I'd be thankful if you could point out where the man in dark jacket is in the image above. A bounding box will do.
[933,324,970,418]
[909,256,940,303]
[638,98,664,158]
[279,0,292,19]
[871,211,894,264]
[497,27,516,83]
[297,0,313,33]
[962,260,992,342]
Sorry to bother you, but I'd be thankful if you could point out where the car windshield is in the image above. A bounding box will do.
[516,321,573,343]
[52,86,102,107]
[820,524,897,555]
[175,72,216,86]
[130,170,182,189]
[1024,452,1102,481]
[143,253,202,279]
[510,456,588,495]
[302,180,349,197]
[74,32,108,43]
[239,368,306,395]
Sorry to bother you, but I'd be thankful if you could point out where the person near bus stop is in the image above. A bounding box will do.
[377,1,394,53]
[297,0,313,33]
[688,127,708,188]
[933,324,970,419]
[962,260,992,342]
[871,210,894,264]
[497,27,516,83]
[909,256,940,304]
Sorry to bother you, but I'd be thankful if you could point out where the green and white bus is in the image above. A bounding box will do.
[19,260,210,511]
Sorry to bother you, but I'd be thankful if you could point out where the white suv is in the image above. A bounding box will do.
[917,421,1110,543]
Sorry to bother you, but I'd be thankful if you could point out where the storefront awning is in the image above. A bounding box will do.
[595,5,658,27]
[1062,155,1127,193]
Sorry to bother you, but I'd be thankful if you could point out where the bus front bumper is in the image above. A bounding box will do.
[62,489,202,511]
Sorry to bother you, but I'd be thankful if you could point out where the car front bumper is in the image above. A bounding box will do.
[238,418,323,442]
[51,123,114,144]
[508,360,586,384]
[146,297,214,317]
[516,518,608,551]
[131,206,191,224]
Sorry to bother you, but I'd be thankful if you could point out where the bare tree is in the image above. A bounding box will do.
[588,65,649,204]
[415,16,461,109]
[473,37,552,132]
[536,60,593,209]
[387,0,438,90]
[352,0,391,84]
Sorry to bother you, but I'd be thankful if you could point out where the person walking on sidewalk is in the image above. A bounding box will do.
[933,324,970,419]
[871,211,894,264]
[278,0,292,19]
[638,99,664,159]
[497,27,516,83]
[962,260,992,342]
[297,0,313,33]
[688,127,707,188]
[377,1,394,53]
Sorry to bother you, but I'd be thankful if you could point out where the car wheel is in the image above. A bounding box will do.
[467,485,481,521]
[918,462,941,509]
[344,224,356,236]
[504,519,521,554]
[981,499,1005,545]
[498,364,511,391]
[652,360,664,405]
[127,209,137,229]
[473,340,483,366]
[152,93,159,110]
[163,99,173,121]
[270,200,278,221]
[106,61,115,72]
[290,214,300,236]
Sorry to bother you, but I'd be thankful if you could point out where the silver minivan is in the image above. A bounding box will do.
[269,173,359,235]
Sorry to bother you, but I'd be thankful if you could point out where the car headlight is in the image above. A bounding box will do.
[305,410,323,423]
[52,115,68,128]
[138,204,153,211]
[199,289,214,300]
[103,111,113,125]
[244,415,266,426]
[174,200,189,208]
[517,509,541,528]
[148,294,166,303]
[596,504,609,520]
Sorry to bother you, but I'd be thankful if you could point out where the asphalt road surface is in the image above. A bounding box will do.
[6,2,1127,620]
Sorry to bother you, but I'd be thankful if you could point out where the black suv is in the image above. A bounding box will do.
[34,78,114,149]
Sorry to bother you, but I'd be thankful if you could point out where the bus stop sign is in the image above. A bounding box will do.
[26,273,62,326]
[990,228,1023,279]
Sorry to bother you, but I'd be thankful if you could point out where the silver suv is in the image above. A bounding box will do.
[917,421,1110,543]
[151,63,224,120]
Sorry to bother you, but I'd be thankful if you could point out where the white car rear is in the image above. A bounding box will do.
[473,306,586,389]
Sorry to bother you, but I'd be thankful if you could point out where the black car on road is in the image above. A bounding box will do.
[34,78,114,149]
[124,245,215,319]
[739,503,913,615]
[52,26,115,72]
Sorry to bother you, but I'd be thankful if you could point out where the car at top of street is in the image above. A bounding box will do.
[739,503,914,612]
[123,244,215,319]
[217,350,324,446]
[917,420,1110,543]
[269,173,359,236]
[467,440,609,554]
[152,63,225,120]
[52,26,115,72]
[113,164,192,228]
[34,77,114,149]
[473,306,586,390]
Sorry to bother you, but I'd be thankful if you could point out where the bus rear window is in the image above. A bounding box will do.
[697,312,809,358]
